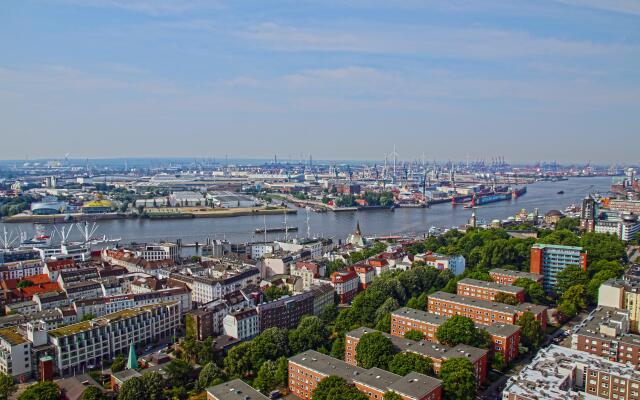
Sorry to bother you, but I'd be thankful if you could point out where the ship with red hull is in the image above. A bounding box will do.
[463,186,527,208]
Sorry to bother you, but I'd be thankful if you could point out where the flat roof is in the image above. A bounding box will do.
[429,291,545,315]
[391,307,448,325]
[0,327,27,345]
[489,268,542,280]
[388,372,441,399]
[457,278,524,294]
[531,243,583,251]
[207,379,269,400]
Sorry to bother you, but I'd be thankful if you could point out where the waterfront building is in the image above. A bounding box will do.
[330,270,359,304]
[609,199,640,215]
[288,349,443,400]
[456,278,525,303]
[81,200,113,214]
[489,268,542,286]
[48,302,180,375]
[503,345,640,400]
[530,243,587,293]
[133,243,179,262]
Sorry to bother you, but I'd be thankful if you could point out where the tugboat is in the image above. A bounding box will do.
[557,190,565,195]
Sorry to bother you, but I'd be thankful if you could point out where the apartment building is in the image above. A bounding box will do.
[503,345,640,400]
[456,279,525,303]
[191,266,260,304]
[0,327,31,381]
[0,259,43,281]
[489,268,542,286]
[485,323,521,365]
[346,327,488,384]
[289,349,443,400]
[330,270,359,304]
[428,292,547,330]
[599,279,640,332]
[207,379,269,400]
[413,252,466,276]
[256,291,314,331]
[223,309,259,340]
[48,302,180,375]
[134,243,179,262]
[309,284,335,316]
[571,306,640,368]
[352,264,375,290]
[530,243,587,293]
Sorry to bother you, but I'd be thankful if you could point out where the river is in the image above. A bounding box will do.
[0,177,611,245]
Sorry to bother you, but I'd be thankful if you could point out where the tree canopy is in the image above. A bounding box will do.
[118,377,145,400]
[355,332,395,369]
[18,382,60,400]
[79,386,105,400]
[388,352,432,376]
[516,311,543,350]
[0,372,15,400]
[440,358,476,400]
[436,316,487,348]
[555,266,588,295]
[312,376,369,400]
[403,330,425,341]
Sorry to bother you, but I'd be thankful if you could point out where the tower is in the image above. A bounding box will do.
[580,196,596,232]
[126,342,138,370]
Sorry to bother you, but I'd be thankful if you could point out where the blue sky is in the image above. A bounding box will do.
[0,0,638,163]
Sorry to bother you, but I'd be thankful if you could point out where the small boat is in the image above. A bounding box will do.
[557,190,565,195]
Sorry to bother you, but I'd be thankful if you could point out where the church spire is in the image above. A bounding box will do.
[126,342,138,370]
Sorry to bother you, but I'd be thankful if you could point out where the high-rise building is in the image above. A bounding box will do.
[580,196,596,232]
[530,244,587,293]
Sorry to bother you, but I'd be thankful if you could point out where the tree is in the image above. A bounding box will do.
[264,286,290,302]
[440,358,476,400]
[587,270,619,302]
[355,332,395,369]
[18,382,61,400]
[491,353,506,372]
[383,392,404,400]
[405,293,428,310]
[436,316,484,347]
[494,292,519,306]
[513,278,546,305]
[375,313,391,333]
[403,330,424,341]
[319,304,338,324]
[289,316,330,354]
[254,358,288,394]
[555,217,580,232]
[224,342,253,378]
[374,298,400,326]
[251,328,290,369]
[388,352,432,376]
[555,266,588,295]
[516,312,543,350]
[311,376,368,400]
[330,336,345,360]
[0,372,15,400]
[79,386,105,400]
[165,359,192,387]
[580,232,626,265]
[198,362,224,390]
[110,354,126,373]
[141,371,165,400]
[558,284,588,320]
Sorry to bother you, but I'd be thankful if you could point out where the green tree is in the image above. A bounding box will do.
[383,392,404,400]
[558,284,588,320]
[375,298,400,325]
[516,312,543,350]
[388,352,432,376]
[264,286,290,302]
[436,316,484,347]
[555,265,588,295]
[110,354,126,373]
[224,342,253,378]
[79,386,105,400]
[403,330,424,341]
[251,328,290,369]
[311,376,368,400]
[440,358,476,400]
[491,353,506,372]
[289,316,330,354]
[330,336,345,360]
[319,304,338,324]
[355,332,395,369]
[375,313,391,333]
[494,292,519,305]
[82,313,97,321]
[198,362,224,390]
[165,359,192,387]
[141,371,165,400]
[0,372,15,400]
[405,293,428,310]
[580,232,626,265]
[587,270,619,303]
[512,278,546,304]
[18,382,61,400]
[254,358,288,394]
[555,217,580,232]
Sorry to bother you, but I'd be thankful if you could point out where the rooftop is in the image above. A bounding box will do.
[0,327,28,345]
[428,291,545,316]
[489,268,542,280]
[207,379,269,400]
[457,278,524,294]
[531,243,584,251]
[391,307,448,325]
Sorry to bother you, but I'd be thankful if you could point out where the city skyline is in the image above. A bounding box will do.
[1,0,639,162]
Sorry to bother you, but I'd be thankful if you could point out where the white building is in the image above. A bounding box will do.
[169,191,206,207]
[223,309,259,340]
[48,302,180,375]
[191,267,260,304]
[207,192,256,208]
[415,252,466,276]
[250,243,277,260]
[134,243,179,261]
[0,327,31,380]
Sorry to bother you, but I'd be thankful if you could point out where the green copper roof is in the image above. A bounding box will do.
[126,342,138,370]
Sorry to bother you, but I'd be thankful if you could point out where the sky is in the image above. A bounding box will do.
[0,0,638,163]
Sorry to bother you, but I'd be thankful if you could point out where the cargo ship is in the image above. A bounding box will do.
[463,186,527,208]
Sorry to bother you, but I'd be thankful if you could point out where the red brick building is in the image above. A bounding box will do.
[489,268,543,286]
[289,349,442,400]
[428,292,547,330]
[485,323,521,364]
[456,278,525,303]
[352,264,375,290]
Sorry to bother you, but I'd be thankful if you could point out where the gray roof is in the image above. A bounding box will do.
[429,291,546,316]
[391,307,448,325]
[457,278,524,295]
[483,323,521,337]
[489,268,542,281]
[387,372,442,400]
[207,379,269,400]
